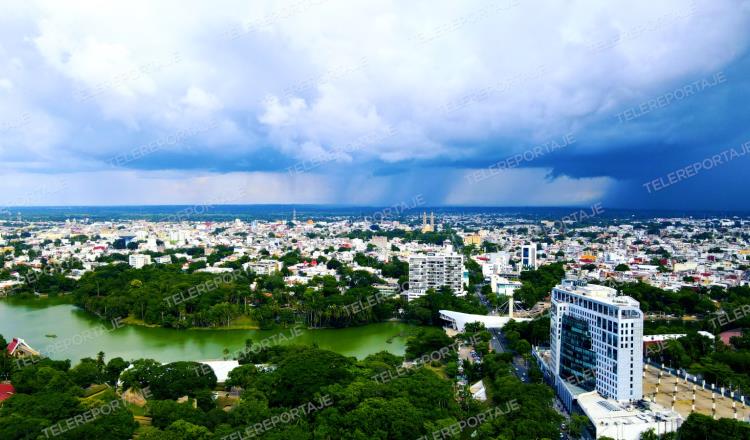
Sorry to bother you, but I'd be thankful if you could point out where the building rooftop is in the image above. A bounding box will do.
[0,383,15,403]
[198,360,240,383]
[577,391,683,432]
[556,279,640,308]
[439,310,529,331]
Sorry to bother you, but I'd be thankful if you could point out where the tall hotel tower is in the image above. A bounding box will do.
[549,279,643,402]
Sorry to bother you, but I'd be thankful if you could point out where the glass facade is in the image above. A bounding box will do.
[559,315,597,390]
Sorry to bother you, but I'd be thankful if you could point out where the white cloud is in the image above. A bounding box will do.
[0,0,747,204]
[181,86,222,112]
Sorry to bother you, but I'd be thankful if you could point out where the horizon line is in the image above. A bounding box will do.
[2,203,750,214]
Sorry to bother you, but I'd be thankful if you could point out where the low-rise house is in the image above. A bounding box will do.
[6,338,40,358]
[0,383,15,405]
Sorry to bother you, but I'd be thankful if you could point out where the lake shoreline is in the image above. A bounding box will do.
[0,299,419,363]
[2,296,409,332]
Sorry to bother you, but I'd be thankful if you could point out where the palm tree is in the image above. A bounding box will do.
[96,351,105,372]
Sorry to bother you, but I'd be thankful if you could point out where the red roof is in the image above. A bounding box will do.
[720,330,743,346]
[6,338,18,355]
[0,383,14,402]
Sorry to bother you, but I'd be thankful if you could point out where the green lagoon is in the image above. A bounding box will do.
[0,298,415,363]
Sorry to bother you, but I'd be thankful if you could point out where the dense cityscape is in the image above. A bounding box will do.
[3,1,750,439]
[0,208,749,439]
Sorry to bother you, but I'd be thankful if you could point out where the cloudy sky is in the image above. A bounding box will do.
[1,0,749,209]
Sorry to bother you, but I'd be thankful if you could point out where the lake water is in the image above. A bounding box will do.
[0,299,415,364]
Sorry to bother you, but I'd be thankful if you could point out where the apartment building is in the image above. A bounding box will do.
[521,243,537,269]
[407,251,464,301]
[128,254,152,269]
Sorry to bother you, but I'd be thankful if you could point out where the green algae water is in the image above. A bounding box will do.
[0,298,416,363]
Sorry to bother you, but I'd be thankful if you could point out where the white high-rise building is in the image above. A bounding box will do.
[129,254,152,269]
[549,279,643,402]
[521,243,537,269]
[407,251,464,301]
[146,237,158,252]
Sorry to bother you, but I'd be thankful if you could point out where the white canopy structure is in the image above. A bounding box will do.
[439,310,529,332]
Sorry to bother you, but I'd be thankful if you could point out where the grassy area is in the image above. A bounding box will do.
[423,363,448,380]
[210,314,260,330]
[126,402,149,417]
[81,384,110,399]
[121,316,161,328]
[132,415,152,426]
[216,395,239,410]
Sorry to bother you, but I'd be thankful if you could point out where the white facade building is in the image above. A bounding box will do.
[243,259,282,275]
[533,279,682,440]
[521,244,537,269]
[407,251,464,301]
[128,254,152,269]
[550,279,643,402]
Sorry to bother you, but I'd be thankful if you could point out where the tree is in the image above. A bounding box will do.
[164,420,212,440]
[225,364,259,390]
[0,334,14,380]
[265,347,354,407]
[149,362,217,400]
[104,357,130,386]
[147,400,207,429]
[676,412,750,440]
[615,263,630,271]
[514,339,531,356]
[0,328,580,440]
[515,263,565,307]
[120,359,162,391]
[568,414,589,438]
[404,287,486,326]
[69,359,104,387]
[70,400,138,440]
[137,427,181,440]
[405,328,453,360]
[11,364,77,395]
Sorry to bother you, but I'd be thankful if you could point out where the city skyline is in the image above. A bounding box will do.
[1,1,749,209]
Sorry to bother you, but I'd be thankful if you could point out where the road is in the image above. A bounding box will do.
[475,283,494,312]
[479,286,568,429]
[487,326,530,383]
[474,285,530,382]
